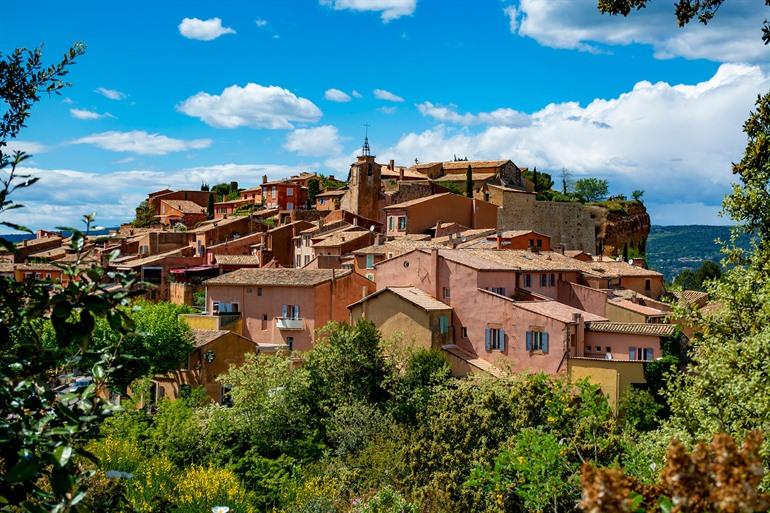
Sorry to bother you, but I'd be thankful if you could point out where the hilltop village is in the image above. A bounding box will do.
[0,139,699,408]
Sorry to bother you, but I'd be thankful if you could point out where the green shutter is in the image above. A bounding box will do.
[542,332,549,353]
[525,331,532,351]
[485,328,491,351]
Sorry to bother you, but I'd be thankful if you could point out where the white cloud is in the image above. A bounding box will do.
[378,106,396,114]
[70,108,113,120]
[324,88,352,102]
[373,88,404,102]
[177,83,322,129]
[2,163,305,230]
[284,125,343,157]
[95,87,127,101]
[506,0,768,63]
[320,0,416,21]
[255,18,268,27]
[417,101,530,127]
[4,141,47,155]
[381,64,770,224]
[73,131,212,155]
[178,17,236,41]
[352,90,362,98]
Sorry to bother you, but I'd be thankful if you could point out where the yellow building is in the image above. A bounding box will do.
[567,357,646,411]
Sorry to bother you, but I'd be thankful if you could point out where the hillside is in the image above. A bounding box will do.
[646,225,750,281]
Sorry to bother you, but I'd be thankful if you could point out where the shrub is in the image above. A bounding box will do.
[356,487,417,513]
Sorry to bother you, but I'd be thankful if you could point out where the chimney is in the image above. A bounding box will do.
[262,175,268,184]
[572,312,582,324]
[435,220,442,237]
[376,233,385,245]
[496,230,503,250]
[399,167,404,181]
[389,159,395,170]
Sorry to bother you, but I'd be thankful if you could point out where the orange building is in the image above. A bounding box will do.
[262,181,307,211]
[384,193,498,237]
[157,199,208,228]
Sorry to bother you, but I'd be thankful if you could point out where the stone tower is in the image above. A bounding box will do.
[346,134,382,222]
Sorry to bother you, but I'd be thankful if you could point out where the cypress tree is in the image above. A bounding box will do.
[207,193,215,219]
[466,165,473,198]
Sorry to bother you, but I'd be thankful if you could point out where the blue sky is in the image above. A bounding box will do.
[2,0,768,229]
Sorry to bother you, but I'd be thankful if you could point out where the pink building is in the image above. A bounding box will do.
[204,268,374,351]
[370,248,670,374]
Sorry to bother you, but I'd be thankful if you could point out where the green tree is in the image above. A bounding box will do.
[200,183,209,192]
[598,0,770,45]
[0,42,152,511]
[631,189,644,202]
[131,200,155,228]
[388,349,452,424]
[672,259,721,291]
[307,178,321,208]
[663,92,770,464]
[574,178,609,202]
[207,192,215,219]
[523,167,554,193]
[466,165,473,198]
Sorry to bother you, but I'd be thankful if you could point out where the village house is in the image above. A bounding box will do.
[157,199,207,228]
[213,198,251,219]
[262,180,306,211]
[384,193,498,237]
[204,268,375,350]
[315,189,346,211]
[408,159,526,194]
[147,189,212,216]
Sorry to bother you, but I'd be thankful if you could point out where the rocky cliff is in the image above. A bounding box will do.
[588,202,651,257]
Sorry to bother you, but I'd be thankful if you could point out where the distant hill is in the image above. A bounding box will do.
[646,225,750,281]
[0,228,118,245]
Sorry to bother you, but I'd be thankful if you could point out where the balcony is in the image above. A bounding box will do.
[276,317,305,330]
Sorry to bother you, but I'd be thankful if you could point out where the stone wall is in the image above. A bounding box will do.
[490,186,595,252]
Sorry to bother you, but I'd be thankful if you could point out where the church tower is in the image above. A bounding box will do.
[346,131,382,222]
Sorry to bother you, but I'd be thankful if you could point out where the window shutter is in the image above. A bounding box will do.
[629,347,636,360]
[500,330,506,352]
[281,304,287,318]
[542,332,549,353]
[296,305,300,319]
[525,331,532,351]
[485,328,491,351]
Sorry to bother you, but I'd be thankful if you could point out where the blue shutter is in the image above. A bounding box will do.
[542,332,549,353]
[525,331,532,351]
[629,347,636,360]
[296,305,300,319]
[500,330,506,352]
[645,348,653,361]
[281,304,287,318]
[485,328,491,351]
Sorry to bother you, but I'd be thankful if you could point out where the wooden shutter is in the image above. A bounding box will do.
[500,330,506,352]
[485,328,491,351]
[542,332,549,353]
[281,304,288,318]
[525,331,532,351]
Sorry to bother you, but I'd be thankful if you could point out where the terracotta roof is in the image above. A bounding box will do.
[205,268,352,287]
[441,344,505,378]
[565,250,591,257]
[214,255,262,266]
[214,198,250,206]
[192,329,229,348]
[190,215,253,233]
[585,260,663,278]
[160,199,206,215]
[7,262,62,272]
[608,298,666,317]
[16,236,62,248]
[511,299,607,323]
[349,286,451,312]
[313,230,371,248]
[585,321,676,337]
[353,238,442,256]
[116,247,186,269]
[438,248,592,272]
[384,192,462,210]
[316,189,347,198]
[672,290,709,306]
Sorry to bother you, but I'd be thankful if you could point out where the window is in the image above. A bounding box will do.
[365,254,375,269]
[388,216,394,231]
[295,239,301,248]
[537,239,543,248]
[218,302,239,313]
[262,314,268,321]
[524,274,532,287]
[387,252,394,259]
[491,287,506,296]
[645,279,651,291]
[398,216,407,231]
[366,274,374,281]
[287,187,294,196]
[220,385,232,407]
[461,327,468,338]
[272,186,277,195]
[287,336,294,351]
[319,198,326,205]
[606,347,611,353]
[540,274,547,287]
[485,328,505,351]
[549,274,556,286]
[629,347,654,361]
[529,239,534,247]
[525,331,549,353]
[212,301,220,313]
[286,202,294,210]
[438,316,449,334]
[305,255,311,265]
[296,255,302,267]
[257,287,262,297]
[442,287,450,299]
[282,304,301,319]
